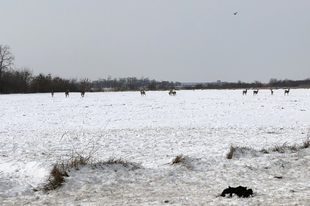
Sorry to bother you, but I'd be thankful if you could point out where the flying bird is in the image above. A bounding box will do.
[233,12,238,15]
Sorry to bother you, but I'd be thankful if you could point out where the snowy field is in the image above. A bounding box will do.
[1,89,310,205]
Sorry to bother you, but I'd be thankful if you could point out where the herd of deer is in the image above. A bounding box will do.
[51,88,291,98]
[242,88,290,96]
[51,90,85,98]
[140,89,176,96]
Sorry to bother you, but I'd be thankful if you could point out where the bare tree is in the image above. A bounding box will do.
[79,78,91,92]
[0,45,15,93]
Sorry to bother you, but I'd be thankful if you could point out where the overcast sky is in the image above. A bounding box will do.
[1,1,309,83]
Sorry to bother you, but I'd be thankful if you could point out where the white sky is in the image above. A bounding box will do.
[1,0,309,83]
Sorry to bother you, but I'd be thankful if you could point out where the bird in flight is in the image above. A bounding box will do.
[233,12,238,15]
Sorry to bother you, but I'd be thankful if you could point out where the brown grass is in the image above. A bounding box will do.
[272,143,287,153]
[259,148,269,154]
[172,154,185,164]
[302,137,310,148]
[43,155,140,191]
[44,164,68,191]
[227,145,237,159]
[228,137,310,159]
[96,158,141,170]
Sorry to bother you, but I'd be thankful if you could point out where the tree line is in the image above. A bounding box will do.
[0,68,182,94]
[0,68,92,94]
[92,77,181,91]
[1,44,310,94]
[189,78,310,90]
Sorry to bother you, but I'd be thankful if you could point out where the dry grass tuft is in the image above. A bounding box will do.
[272,143,287,153]
[43,155,140,191]
[172,154,185,164]
[171,154,195,169]
[44,164,69,191]
[97,158,141,170]
[65,154,90,170]
[302,137,310,149]
[289,144,298,152]
[259,148,269,154]
[227,145,237,159]
[228,136,310,160]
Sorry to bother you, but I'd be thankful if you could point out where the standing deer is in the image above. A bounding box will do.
[169,90,173,95]
[51,91,54,97]
[81,91,85,97]
[284,88,290,96]
[169,89,176,96]
[242,89,247,95]
[253,89,259,95]
[140,90,146,96]
[65,90,69,98]
[270,89,273,95]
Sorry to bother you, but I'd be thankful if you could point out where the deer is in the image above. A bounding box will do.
[140,90,146,96]
[169,89,176,96]
[51,91,54,97]
[169,90,173,95]
[242,89,247,95]
[81,91,85,97]
[65,90,69,98]
[284,88,290,96]
[253,89,259,95]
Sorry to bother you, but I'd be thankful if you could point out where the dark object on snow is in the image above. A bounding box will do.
[220,186,253,198]
[274,176,283,179]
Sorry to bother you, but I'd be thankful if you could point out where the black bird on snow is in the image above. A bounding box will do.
[233,12,238,15]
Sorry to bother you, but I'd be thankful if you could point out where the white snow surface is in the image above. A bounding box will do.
[1,89,310,205]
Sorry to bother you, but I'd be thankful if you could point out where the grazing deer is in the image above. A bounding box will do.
[65,90,69,98]
[169,89,176,96]
[253,89,259,95]
[81,91,85,97]
[51,91,54,97]
[140,90,146,96]
[242,89,247,95]
[270,89,273,95]
[169,90,173,95]
[284,88,290,96]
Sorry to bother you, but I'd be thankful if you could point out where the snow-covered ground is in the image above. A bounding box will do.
[1,89,310,205]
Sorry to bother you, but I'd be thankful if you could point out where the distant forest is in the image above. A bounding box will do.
[1,67,310,94]
[0,68,183,94]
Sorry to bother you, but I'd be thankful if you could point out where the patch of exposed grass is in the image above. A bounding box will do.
[172,154,185,164]
[227,145,237,159]
[272,143,287,153]
[44,164,69,191]
[259,148,269,154]
[226,145,259,159]
[95,158,141,170]
[43,155,141,191]
[289,144,298,152]
[302,137,310,148]
[227,137,310,159]
[171,154,194,169]
[65,154,91,170]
